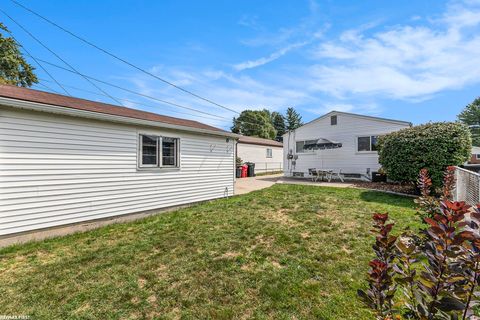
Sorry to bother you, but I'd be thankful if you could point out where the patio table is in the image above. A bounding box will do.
[309,169,344,182]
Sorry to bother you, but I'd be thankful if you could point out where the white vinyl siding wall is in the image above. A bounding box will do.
[236,143,283,174]
[0,108,235,235]
[283,113,409,177]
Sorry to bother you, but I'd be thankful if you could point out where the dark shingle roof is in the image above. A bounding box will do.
[0,84,227,133]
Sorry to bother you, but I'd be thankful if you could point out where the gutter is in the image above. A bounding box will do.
[237,141,283,148]
[0,97,241,139]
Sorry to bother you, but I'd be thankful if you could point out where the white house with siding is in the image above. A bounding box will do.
[283,111,411,180]
[0,85,237,236]
[236,136,283,174]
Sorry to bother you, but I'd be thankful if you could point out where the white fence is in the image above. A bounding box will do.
[454,166,480,205]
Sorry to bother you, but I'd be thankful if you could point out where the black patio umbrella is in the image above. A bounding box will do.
[304,138,343,173]
[303,138,342,150]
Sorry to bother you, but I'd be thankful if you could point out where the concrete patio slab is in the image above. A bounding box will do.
[234,174,354,195]
[234,174,283,195]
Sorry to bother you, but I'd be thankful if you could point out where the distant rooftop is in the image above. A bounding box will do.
[237,135,283,147]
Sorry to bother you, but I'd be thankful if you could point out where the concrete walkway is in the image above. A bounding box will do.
[234,174,283,195]
[234,174,354,195]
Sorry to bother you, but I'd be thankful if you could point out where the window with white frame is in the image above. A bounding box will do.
[266,148,273,158]
[296,140,318,153]
[476,154,480,160]
[139,134,179,168]
[357,136,379,152]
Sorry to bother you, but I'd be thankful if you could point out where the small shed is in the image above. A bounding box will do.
[236,136,283,174]
[0,85,237,236]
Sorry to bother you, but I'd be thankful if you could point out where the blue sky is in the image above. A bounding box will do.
[2,0,480,129]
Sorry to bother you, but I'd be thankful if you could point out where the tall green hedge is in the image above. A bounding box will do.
[378,122,471,188]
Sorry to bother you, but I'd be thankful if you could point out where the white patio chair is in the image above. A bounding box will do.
[308,168,320,182]
[331,170,344,182]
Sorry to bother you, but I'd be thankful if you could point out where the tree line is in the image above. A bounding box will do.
[231,107,303,141]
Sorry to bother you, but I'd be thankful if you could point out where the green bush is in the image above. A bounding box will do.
[378,122,471,188]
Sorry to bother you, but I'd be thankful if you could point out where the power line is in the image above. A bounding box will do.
[34,82,61,94]
[37,77,228,122]
[1,26,71,96]
[6,1,280,132]
[30,59,279,130]
[10,0,241,115]
[0,7,123,106]
[35,76,281,133]
[26,56,229,119]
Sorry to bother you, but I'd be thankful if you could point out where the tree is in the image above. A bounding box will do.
[285,107,303,131]
[458,97,480,146]
[271,111,286,142]
[378,122,471,188]
[0,22,38,87]
[231,109,276,139]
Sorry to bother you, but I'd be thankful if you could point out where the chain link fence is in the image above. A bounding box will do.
[454,166,480,205]
[254,162,283,175]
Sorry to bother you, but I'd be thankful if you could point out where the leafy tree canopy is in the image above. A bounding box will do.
[458,97,480,146]
[0,22,38,87]
[231,109,276,139]
[231,107,303,140]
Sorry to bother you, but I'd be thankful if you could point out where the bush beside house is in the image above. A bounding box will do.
[378,122,471,188]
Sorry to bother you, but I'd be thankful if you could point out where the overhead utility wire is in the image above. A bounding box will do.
[0,8,123,106]
[36,76,270,130]
[2,27,71,96]
[36,74,279,131]
[28,55,276,129]
[10,0,240,115]
[34,82,62,94]
[33,60,286,131]
[31,60,273,129]
[26,56,228,120]
[37,77,227,122]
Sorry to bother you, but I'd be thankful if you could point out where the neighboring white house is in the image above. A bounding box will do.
[236,136,283,174]
[0,85,237,236]
[283,111,411,180]
[467,146,480,164]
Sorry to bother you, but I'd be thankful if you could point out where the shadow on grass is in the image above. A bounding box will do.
[359,190,415,209]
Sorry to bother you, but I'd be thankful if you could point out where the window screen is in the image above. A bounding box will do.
[266,148,272,158]
[296,141,305,153]
[141,135,158,166]
[331,115,337,125]
[139,134,179,168]
[357,136,371,152]
[162,137,177,166]
[371,136,379,151]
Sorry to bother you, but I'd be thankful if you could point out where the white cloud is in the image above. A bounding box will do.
[118,0,480,129]
[233,41,308,71]
[125,67,312,129]
[309,0,480,100]
[305,102,380,116]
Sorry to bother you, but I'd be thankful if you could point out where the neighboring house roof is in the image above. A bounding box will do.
[237,135,283,147]
[472,146,480,154]
[0,84,235,136]
[282,110,412,136]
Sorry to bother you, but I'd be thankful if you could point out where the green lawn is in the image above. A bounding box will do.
[0,185,420,319]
